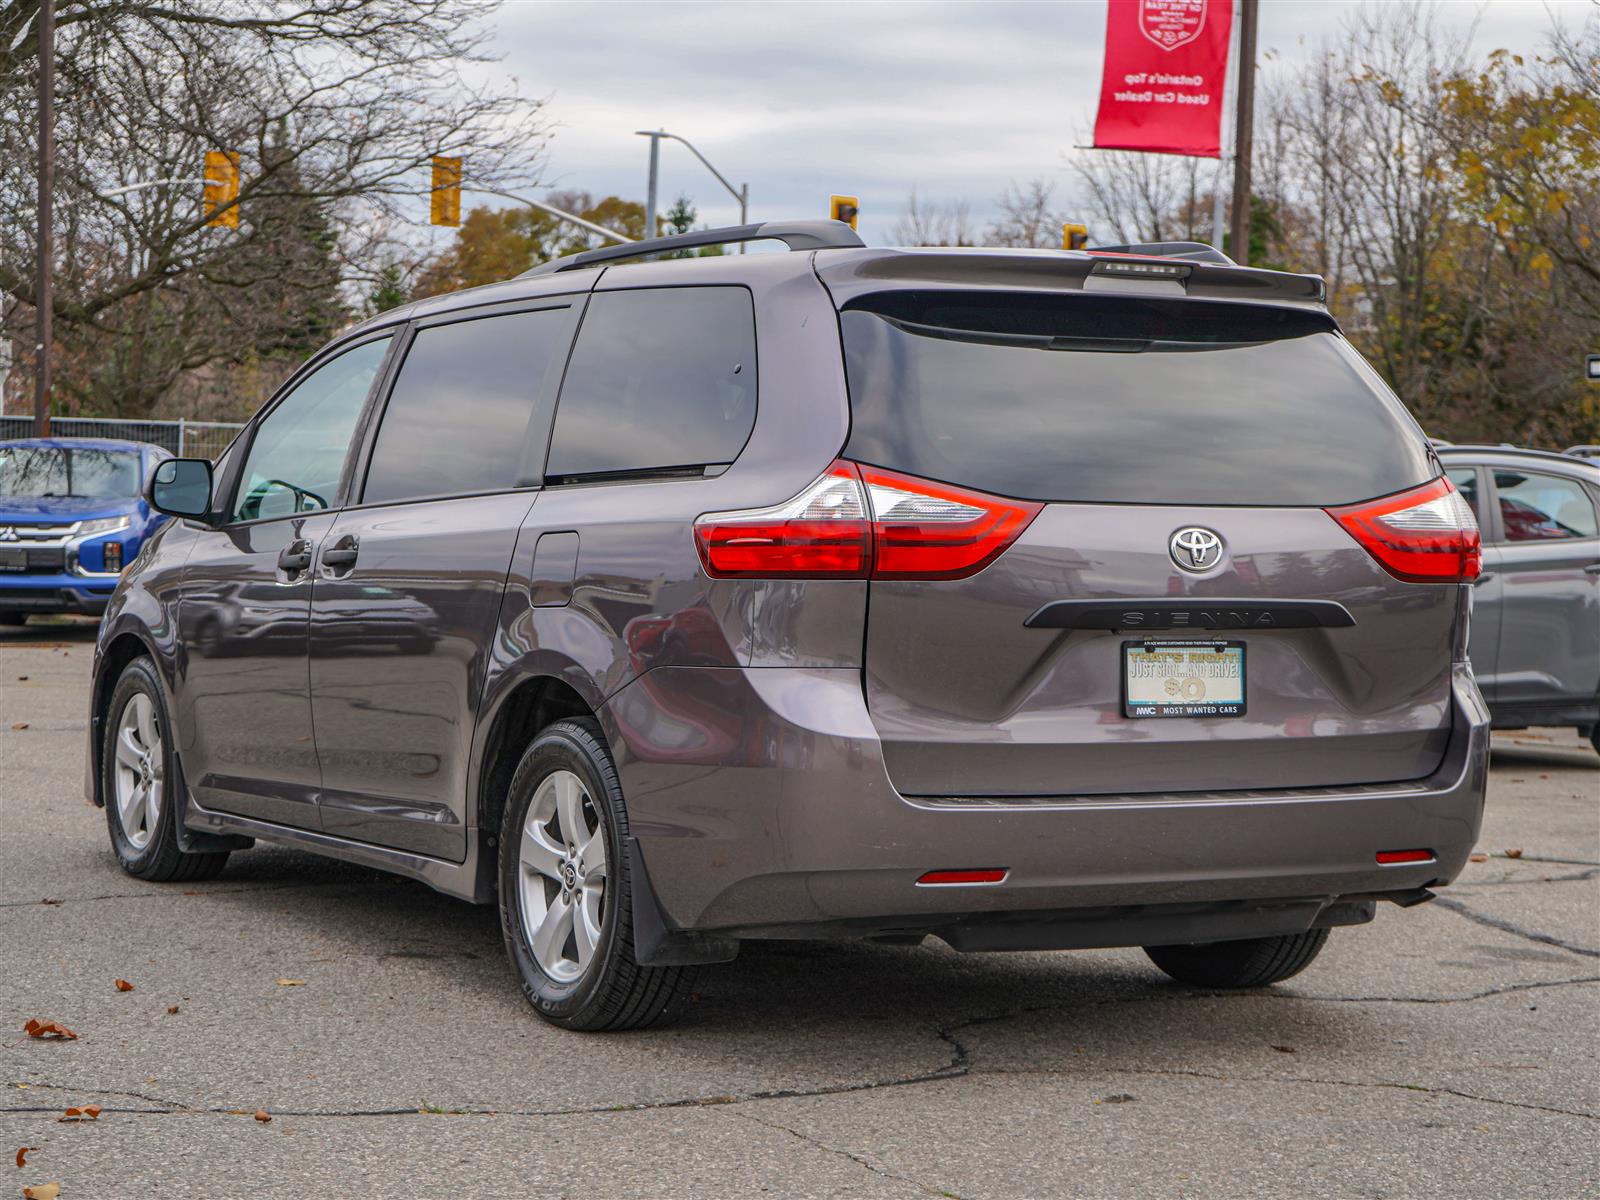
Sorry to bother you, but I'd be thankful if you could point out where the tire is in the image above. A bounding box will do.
[1144,928,1330,989]
[497,718,697,1031]
[102,657,230,883]
[1589,724,1599,757]
[0,612,26,627]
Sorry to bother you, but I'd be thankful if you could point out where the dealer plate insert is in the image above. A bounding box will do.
[1123,639,1246,719]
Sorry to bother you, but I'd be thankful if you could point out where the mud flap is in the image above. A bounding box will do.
[627,838,739,967]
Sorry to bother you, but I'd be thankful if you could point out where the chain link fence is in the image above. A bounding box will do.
[0,415,245,460]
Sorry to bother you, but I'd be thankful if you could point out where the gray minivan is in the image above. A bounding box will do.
[88,222,1489,1029]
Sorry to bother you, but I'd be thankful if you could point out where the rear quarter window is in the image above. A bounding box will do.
[840,291,1434,507]
[545,286,756,480]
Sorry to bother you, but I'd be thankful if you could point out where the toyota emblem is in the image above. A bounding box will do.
[1169,526,1224,572]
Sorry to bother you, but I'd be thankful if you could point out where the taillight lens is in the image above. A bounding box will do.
[694,461,1040,580]
[858,465,1042,580]
[1327,476,1481,583]
[693,463,870,578]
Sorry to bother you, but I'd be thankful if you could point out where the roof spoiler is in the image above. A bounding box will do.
[1089,240,1234,265]
[524,219,865,277]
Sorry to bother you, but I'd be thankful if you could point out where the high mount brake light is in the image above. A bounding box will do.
[694,461,1041,580]
[1326,476,1481,584]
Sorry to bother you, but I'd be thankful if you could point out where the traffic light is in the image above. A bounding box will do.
[830,194,859,231]
[431,155,462,227]
[1062,222,1088,251]
[203,151,240,229]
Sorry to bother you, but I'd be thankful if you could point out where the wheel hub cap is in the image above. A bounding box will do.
[516,769,607,983]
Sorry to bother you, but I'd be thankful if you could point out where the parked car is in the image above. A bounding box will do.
[87,223,1489,1030]
[0,437,171,625]
[1435,445,1600,752]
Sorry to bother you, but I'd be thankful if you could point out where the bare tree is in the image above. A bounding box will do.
[1067,145,1220,245]
[986,178,1067,248]
[0,0,546,415]
[889,188,976,246]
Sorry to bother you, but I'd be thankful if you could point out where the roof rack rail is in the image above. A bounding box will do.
[1089,240,1234,265]
[524,219,865,277]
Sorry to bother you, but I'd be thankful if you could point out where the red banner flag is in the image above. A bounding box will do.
[1093,0,1234,158]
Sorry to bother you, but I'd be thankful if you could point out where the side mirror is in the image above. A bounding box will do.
[147,458,214,520]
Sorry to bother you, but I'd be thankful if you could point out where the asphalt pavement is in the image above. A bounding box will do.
[2,619,1596,1199]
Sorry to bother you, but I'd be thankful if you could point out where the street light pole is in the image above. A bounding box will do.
[34,0,54,438]
[635,129,749,250]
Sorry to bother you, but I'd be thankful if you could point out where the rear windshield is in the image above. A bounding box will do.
[839,291,1433,506]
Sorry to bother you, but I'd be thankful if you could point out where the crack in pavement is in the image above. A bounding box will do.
[728,1107,965,1199]
[5,977,1594,1124]
[0,881,379,910]
[977,1064,1600,1121]
[1456,868,1600,887]
[1431,896,1600,958]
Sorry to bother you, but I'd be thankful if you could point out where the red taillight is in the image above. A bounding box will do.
[1376,849,1435,865]
[1326,476,1481,584]
[858,465,1043,580]
[693,463,871,578]
[694,461,1040,581]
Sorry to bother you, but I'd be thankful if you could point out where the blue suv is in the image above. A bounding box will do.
[0,438,170,625]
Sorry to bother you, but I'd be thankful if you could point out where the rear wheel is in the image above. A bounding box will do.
[102,657,230,882]
[497,718,697,1031]
[1144,929,1329,988]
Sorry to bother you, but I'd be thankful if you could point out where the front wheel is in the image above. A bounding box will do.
[1144,928,1329,988]
[497,718,697,1031]
[102,657,229,882]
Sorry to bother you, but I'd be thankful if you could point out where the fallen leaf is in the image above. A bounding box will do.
[57,1105,99,1123]
[1270,1045,1296,1054]
[22,1183,60,1200]
[181,890,198,897]
[113,980,134,993]
[39,899,60,906]
[10,722,28,730]
[1469,853,1489,863]
[166,1005,179,1016]
[16,1146,36,1167]
[254,1110,271,1124]
[1100,1093,1137,1104]
[1504,848,1524,859]
[23,1019,77,1041]
[16,675,28,681]
[276,979,305,987]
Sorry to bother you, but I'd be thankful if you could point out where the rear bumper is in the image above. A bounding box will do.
[602,663,1489,947]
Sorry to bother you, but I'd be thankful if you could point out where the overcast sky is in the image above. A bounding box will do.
[463,0,1589,246]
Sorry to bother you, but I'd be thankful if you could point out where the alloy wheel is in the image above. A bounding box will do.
[516,769,608,983]
[113,692,163,851]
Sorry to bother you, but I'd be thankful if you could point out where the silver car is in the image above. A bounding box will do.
[1437,445,1600,752]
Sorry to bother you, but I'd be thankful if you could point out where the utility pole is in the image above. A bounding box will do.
[34,0,54,437]
[640,130,662,239]
[1228,0,1258,265]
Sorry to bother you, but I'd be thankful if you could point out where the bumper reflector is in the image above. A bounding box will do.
[916,868,1008,886]
[1376,849,1435,865]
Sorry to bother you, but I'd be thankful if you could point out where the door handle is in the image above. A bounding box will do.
[1585,563,1600,576]
[277,541,312,573]
[320,538,359,570]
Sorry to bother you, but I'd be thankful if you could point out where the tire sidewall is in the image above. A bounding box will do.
[498,723,627,1023]
[103,658,179,872]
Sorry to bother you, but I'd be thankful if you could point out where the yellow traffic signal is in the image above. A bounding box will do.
[431,156,462,227]
[830,194,859,231]
[203,150,240,229]
[1062,223,1088,251]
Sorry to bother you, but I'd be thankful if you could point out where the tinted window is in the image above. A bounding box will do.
[0,446,141,500]
[1495,470,1597,542]
[1446,467,1480,524]
[840,292,1434,506]
[363,307,575,505]
[232,337,389,522]
[546,287,756,479]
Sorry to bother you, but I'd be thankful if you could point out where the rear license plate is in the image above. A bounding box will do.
[1123,640,1246,718]
[0,548,26,572]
